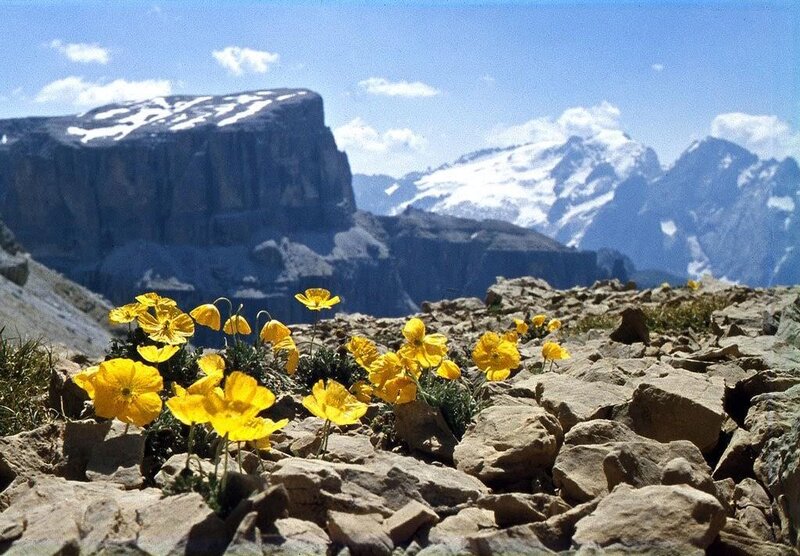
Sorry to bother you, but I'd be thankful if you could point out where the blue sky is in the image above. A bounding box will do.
[0,1,798,175]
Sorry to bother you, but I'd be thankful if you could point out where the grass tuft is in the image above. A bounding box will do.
[419,373,485,440]
[293,346,367,390]
[0,333,55,436]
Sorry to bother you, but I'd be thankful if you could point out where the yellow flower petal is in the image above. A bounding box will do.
[513,318,529,335]
[223,315,252,335]
[189,303,221,331]
[532,314,547,328]
[294,288,340,311]
[136,344,180,363]
[547,319,562,332]
[91,358,163,426]
[109,303,147,324]
[197,353,225,377]
[302,379,368,425]
[436,359,461,380]
[260,320,290,344]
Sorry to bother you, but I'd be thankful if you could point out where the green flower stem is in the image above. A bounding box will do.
[237,441,243,473]
[220,434,230,494]
[316,419,331,458]
[185,423,196,470]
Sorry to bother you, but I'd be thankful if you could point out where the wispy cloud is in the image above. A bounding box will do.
[711,112,800,161]
[651,63,664,72]
[35,76,172,106]
[334,117,427,153]
[358,77,440,98]
[488,101,623,147]
[49,39,110,64]
[481,74,496,87]
[212,46,279,75]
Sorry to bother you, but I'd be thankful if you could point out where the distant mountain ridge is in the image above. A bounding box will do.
[0,89,614,323]
[354,135,800,286]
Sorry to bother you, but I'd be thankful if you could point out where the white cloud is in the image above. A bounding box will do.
[488,101,623,147]
[334,117,427,153]
[358,77,440,98]
[49,39,110,64]
[212,46,279,75]
[651,63,664,72]
[710,112,800,161]
[481,74,496,87]
[35,76,172,106]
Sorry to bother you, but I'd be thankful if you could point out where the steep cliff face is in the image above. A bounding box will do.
[0,90,353,268]
[0,90,606,321]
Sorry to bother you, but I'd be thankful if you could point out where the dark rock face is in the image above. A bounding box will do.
[0,90,605,320]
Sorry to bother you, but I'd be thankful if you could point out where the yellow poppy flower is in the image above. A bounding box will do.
[203,371,276,437]
[294,288,341,311]
[108,303,147,324]
[686,279,700,291]
[513,318,529,335]
[136,344,180,363]
[346,336,380,369]
[260,319,290,344]
[472,331,520,380]
[436,359,461,380]
[135,292,177,308]
[542,341,571,361]
[374,375,417,405]
[189,303,221,331]
[532,314,547,328]
[302,379,368,426]
[252,417,290,451]
[137,305,195,345]
[223,315,252,335]
[400,318,448,367]
[166,384,213,425]
[90,358,164,427]
[547,319,562,333]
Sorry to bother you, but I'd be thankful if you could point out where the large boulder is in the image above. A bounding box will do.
[629,365,726,453]
[572,484,727,552]
[453,404,563,486]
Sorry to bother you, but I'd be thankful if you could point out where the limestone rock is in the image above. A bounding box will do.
[327,511,393,556]
[394,400,458,461]
[609,306,650,345]
[572,484,727,552]
[511,374,630,432]
[261,518,331,555]
[467,524,554,555]
[453,404,562,486]
[629,366,726,453]
[382,500,439,545]
[427,507,496,547]
[708,518,795,556]
[476,493,571,528]
[0,250,28,287]
[47,357,90,419]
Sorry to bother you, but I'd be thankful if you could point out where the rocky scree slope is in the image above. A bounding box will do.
[1,276,799,554]
[0,90,605,324]
[0,218,111,358]
[355,136,800,286]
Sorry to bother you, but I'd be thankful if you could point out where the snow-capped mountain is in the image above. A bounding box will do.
[580,137,800,286]
[353,130,661,247]
[354,136,800,286]
[0,89,310,147]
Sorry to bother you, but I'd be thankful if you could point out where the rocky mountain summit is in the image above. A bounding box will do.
[0,89,613,323]
[355,136,800,286]
[1,275,798,554]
